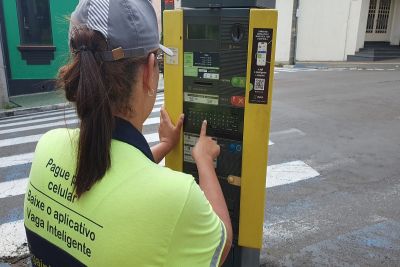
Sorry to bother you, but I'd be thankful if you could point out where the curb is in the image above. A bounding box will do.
[0,103,72,119]
[292,62,400,70]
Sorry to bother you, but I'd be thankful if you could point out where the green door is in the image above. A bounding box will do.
[0,0,77,96]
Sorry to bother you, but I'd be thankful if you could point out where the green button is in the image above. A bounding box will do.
[231,77,246,88]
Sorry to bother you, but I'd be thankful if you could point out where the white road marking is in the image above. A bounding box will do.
[0,96,163,125]
[270,128,306,137]
[267,160,320,188]
[0,117,162,149]
[0,153,34,168]
[0,178,28,199]
[154,100,164,106]
[0,113,76,128]
[0,115,161,135]
[159,158,165,166]
[269,140,274,146]
[0,134,42,148]
[0,108,75,124]
[0,119,79,135]
[0,132,161,170]
[144,117,160,126]
[0,159,319,196]
[144,133,159,143]
[0,220,28,258]
[152,107,161,113]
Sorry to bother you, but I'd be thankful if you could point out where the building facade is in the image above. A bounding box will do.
[157,0,400,63]
[276,0,400,63]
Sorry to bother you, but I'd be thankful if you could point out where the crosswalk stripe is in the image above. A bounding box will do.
[0,96,163,125]
[0,119,79,135]
[0,178,28,199]
[0,107,162,131]
[0,160,321,199]
[0,159,321,199]
[0,153,34,168]
[0,132,161,169]
[0,108,75,123]
[266,160,320,188]
[0,160,321,258]
[0,115,162,135]
[144,117,159,126]
[0,134,42,148]
[0,220,28,258]
[0,113,77,129]
[144,133,159,143]
[154,100,164,106]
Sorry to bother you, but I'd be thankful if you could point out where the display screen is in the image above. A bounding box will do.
[187,24,219,40]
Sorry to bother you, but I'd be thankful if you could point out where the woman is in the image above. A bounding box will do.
[24,0,232,266]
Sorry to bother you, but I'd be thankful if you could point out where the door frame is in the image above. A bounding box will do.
[365,0,395,42]
[0,0,11,97]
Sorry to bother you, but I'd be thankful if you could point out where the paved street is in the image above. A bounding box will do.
[0,67,399,266]
[262,68,400,266]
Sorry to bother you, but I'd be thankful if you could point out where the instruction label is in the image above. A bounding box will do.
[165,47,179,65]
[184,92,219,105]
[184,52,220,80]
[249,28,273,104]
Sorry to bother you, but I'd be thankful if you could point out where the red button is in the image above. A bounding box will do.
[231,96,245,107]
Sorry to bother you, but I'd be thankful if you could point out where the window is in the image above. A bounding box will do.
[17,0,53,45]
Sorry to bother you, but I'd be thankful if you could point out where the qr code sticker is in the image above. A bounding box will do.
[254,78,265,91]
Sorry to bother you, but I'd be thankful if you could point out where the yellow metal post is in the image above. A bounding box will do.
[239,9,278,249]
[163,10,184,172]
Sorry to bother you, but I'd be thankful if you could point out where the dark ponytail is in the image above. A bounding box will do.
[58,26,145,198]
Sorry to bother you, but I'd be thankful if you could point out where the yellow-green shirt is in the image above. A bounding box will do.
[24,121,226,267]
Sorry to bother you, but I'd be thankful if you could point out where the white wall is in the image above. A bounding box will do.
[345,0,364,56]
[356,0,370,51]
[296,0,363,61]
[390,0,400,45]
[275,0,294,63]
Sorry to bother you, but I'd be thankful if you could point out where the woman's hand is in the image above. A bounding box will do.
[192,120,220,165]
[151,107,184,163]
[158,106,184,151]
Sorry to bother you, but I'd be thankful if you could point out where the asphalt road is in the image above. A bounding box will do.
[0,67,399,266]
[262,68,400,266]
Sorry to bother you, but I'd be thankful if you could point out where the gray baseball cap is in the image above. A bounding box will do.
[70,0,173,61]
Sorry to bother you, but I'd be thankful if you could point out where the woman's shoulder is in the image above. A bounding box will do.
[140,165,197,195]
[37,128,79,144]
[34,128,79,155]
[39,127,78,139]
[147,165,195,185]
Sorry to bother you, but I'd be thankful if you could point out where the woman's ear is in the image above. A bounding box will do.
[142,53,157,93]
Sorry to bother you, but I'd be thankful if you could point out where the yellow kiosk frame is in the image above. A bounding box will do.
[164,8,277,266]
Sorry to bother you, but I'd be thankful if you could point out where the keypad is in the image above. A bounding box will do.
[187,109,240,133]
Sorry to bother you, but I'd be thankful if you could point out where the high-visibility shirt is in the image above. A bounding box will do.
[24,117,226,267]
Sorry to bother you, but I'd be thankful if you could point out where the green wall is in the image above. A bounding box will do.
[3,0,78,80]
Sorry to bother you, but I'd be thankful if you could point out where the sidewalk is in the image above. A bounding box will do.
[0,75,165,118]
[292,59,400,70]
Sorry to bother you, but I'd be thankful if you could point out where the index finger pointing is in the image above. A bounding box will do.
[200,120,207,136]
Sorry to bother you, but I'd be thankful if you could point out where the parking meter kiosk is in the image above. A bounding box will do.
[163,2,277,266]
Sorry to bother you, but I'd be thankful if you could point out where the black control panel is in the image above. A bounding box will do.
[182,9,251,266]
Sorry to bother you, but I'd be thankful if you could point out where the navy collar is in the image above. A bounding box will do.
[112,117,155,162]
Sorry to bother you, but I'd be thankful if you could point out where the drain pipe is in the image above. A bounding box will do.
[289,0,299,65]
